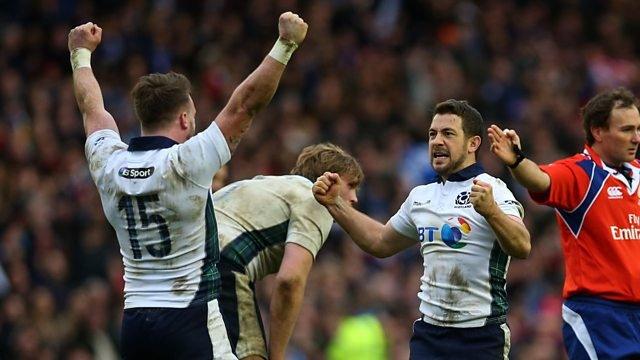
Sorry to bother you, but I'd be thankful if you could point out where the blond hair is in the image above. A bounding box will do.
[290,143,364,186]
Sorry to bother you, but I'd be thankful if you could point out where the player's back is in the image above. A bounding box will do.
[213,175,333,281]
[85,124,230,309]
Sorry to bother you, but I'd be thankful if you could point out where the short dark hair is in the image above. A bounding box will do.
[131,72,192,131]
[433,99,484,143]
[582,87,639,145]
[290,143,364,186]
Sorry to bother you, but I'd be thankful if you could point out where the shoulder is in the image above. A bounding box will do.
[475,173,508,189]
[254,175,313,193]
[548,153,589,168]
[406,183,435,198]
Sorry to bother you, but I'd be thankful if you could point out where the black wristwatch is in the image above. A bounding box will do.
[508,144,526,169]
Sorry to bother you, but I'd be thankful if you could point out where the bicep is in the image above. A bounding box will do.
[531,163,582,209]
[215,104,251,147]
[84,109,118,137]
[277,243,314,281]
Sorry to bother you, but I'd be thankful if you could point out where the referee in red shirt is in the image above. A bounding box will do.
[488,88,640,359]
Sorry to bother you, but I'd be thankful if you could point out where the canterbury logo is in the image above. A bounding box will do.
[607,186,623,199]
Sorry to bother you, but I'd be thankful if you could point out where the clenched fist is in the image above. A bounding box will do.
[278,12,308,45]
[470,179,499,218]
[312,172,341,207]
[68,22,102,52]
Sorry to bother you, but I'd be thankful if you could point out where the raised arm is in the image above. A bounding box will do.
[313,173,415,258]
[215,12,308,153]
[268,243,313,360]
[487,125,550,193]
[68,22,118,137]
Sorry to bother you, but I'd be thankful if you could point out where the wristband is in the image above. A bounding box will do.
[268,38,298,65]
[508,144,526,169]
[70,48,92,71]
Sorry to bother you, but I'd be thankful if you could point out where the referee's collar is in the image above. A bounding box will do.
[128,136,178,151]
[436,163,484,183]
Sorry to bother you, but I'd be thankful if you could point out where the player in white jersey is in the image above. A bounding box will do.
[68,13,307,360]
[313,100,531,359]
[212,144,363,360]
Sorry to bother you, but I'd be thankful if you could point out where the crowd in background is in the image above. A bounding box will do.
[2,0,640,359]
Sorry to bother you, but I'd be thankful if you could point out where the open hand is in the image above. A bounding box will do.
[487,125,522,166]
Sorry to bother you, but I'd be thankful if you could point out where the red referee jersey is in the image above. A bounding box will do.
[530,145,640,303]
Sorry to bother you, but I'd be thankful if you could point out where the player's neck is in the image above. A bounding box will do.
[141,126,185,144]
[591,144,624,167]
[441,157,477,180]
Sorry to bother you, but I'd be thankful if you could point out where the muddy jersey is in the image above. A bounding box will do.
[85,123,230,309]
[389,163,524,328]
[213,175,333,281]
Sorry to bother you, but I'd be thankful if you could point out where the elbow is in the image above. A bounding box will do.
[510,236,531,259]
[274,272,305,294]
[231,84,261,117]
[371,248,394,259]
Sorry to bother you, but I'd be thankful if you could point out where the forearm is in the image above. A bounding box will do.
[73,68,105,117]
[325,198,391,257]
[268,278,306,360]
[217,56,285,152]
[72,67,116,135]
[509,159,550,193]
[484,209,531,259]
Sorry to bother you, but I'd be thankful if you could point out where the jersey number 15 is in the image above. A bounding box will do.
[118,194,171,259]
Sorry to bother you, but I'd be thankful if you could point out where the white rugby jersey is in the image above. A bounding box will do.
[213,175,333,281]
[389,163,524,328]
[85,122,230,309]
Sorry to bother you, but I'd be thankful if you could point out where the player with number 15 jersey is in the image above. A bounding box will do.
[71,11,308,359]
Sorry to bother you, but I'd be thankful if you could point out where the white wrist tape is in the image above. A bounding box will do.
[70,48,92,71]
[268,38,298,65]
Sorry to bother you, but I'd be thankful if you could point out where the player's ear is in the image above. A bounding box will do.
[468,135,481,153]
[178,111,189,130]
[591,126,602,143]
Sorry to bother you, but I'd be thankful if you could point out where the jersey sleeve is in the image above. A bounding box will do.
[285,195,333,259]
[529,159,583,210]
[389,189,419,240]
[487,176,524,219]
[84,129,127,183]
[168,121,231,189]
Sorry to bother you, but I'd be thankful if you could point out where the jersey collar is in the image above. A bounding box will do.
[436,162,485,183]
[582,144,640,169]
[582,144,604,167]
[128,136,178,151]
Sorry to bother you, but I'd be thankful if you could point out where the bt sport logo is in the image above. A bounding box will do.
[417,217,472,249]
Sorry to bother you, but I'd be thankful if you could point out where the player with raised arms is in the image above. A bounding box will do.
[68,12,307,359]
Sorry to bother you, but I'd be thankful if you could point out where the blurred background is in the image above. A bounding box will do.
[2,0,640,359]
